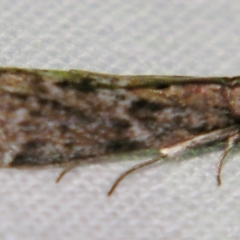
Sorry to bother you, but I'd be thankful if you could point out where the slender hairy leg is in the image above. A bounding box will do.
[56,163,80,183]
[217,132,240,186]
[107,157,161,196]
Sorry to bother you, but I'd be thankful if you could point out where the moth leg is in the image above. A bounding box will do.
[107,157,161,196]
[56,163,79,183]
[160,126,240,186]
[56,156,104,183]
[159,126,239,158]
[108,126,239,196]
[217,132,240,186]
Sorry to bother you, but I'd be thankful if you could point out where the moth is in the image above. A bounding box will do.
[0,67,240,195]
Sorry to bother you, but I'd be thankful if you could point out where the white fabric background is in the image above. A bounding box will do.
[0,0,240,239]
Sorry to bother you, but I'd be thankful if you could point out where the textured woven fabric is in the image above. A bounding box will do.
[1,0,240,239]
